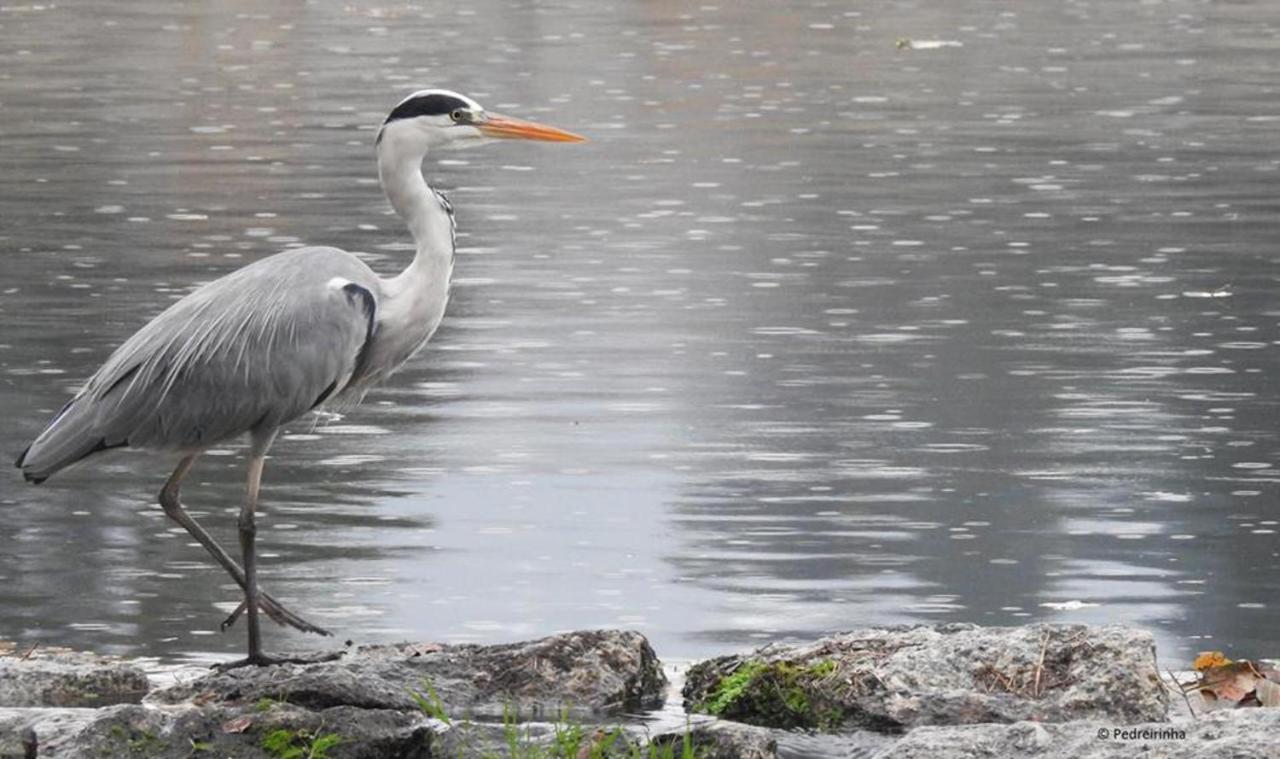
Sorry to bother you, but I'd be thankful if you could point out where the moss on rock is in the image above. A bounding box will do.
[691,658,846,730]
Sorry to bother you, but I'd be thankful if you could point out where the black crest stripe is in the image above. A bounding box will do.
[384,94,469,124]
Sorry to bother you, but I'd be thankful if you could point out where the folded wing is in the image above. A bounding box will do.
[17,246,380,483]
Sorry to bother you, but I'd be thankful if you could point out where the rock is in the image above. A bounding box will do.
[30,625,1268,758]
[3,701,436,758]
[429,718,550,759]
[683,623,1167,730]
[649,718,780,759]
[432,719,642,759]
[4,630,664,757]
[647,716,906,759]
[0,646,149,707]
[0,707,101,757]
[151,629,666,720]
[878,709,1280,758]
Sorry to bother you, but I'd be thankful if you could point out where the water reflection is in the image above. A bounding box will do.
[2,0,1280,665]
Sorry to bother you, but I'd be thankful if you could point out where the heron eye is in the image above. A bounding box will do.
[450,109,466,123]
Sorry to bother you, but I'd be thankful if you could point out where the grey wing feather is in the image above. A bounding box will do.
[17,247,380,482]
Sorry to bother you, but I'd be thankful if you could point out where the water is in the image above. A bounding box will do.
[2,0,1279,673]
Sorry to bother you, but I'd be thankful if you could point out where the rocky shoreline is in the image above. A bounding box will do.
[0,624,1274,757]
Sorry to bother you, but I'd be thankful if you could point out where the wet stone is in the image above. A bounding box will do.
[682,623,1167,731]
[9,701,436,759]
[880,709,1280,758]
[0,645,149,708]
[649,718,780,759]
[5,630,665,757]
[150,629,667,719]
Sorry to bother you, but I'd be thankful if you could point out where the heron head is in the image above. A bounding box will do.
[376,89,585,154]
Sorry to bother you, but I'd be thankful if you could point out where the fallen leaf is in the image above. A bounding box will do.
[1257,678,1280,708]
[1193,651,1232,671]
[222,716,253,734]
[1198,661,1262,704]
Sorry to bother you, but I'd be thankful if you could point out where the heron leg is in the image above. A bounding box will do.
[238,454,265,662]
[158,455,331,637]
[214,446,346,670]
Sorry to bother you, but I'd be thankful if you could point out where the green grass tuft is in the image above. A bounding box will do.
[407,677,452,725]
[261,728,342,759]
[408,681,701,758]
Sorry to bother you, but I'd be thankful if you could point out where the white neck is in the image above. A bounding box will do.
[368,128,456,374]
[377,134,456,279]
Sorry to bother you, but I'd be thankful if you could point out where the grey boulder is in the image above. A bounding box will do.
[0,647,148,708]
[878,708,1280,758]
[683,623,1167,730]
[151,629,665,720]
[3,629,666,757]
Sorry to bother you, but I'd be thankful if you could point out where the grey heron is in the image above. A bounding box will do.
[15,90,585,667]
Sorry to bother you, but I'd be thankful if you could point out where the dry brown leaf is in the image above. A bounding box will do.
[222,716,253,734]
[1193,651,1232,671]
[1198,661,1262,704]
[1256,677,1280,708]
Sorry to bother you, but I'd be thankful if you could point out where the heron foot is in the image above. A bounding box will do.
[211,650,344,671]
[220,595,332,637]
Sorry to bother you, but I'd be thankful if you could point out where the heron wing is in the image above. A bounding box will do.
[18,246,381,481]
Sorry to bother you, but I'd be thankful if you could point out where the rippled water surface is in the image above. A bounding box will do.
[2,1,1280,667]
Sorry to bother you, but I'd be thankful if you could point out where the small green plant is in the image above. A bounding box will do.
[807,659,837,677]
[695,657,844,729]
[549,713,589,757]
[254,688,293,713]
[638,726,699,759]
[407,677,452,725]
[407,688,701,758]
[487,709,701,759]
[106,725,158,755]
[501,703,525,757]
[261,729,293,756]
[699,660,767,716]
[260,728,342,759]
[490,704,579,759]
[310,734,343,758]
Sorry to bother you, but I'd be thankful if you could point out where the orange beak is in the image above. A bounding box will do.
[476,113,587,143]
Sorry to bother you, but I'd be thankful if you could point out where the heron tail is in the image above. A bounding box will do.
[13,444,35,479]
[16,397,127,484]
